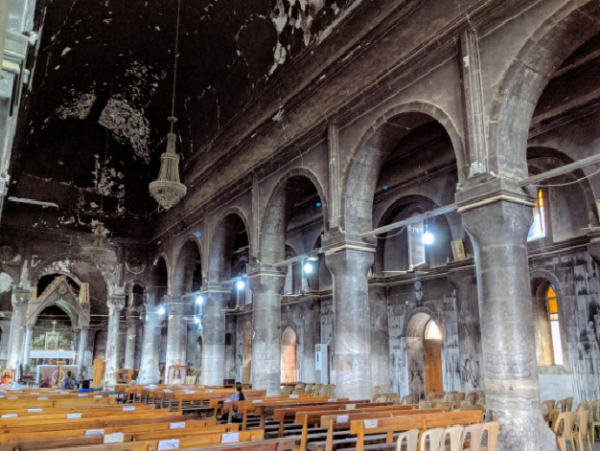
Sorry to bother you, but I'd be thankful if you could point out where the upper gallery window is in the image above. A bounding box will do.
[528,189,546,242]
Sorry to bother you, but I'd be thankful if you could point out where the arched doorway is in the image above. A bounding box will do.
[406,312,443,400]
[281,326,297,383]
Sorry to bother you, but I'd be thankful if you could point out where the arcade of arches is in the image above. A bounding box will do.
[0,1,599,449]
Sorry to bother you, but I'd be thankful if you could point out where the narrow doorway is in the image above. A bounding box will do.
[281,326,297,383]
[424,320,443,394]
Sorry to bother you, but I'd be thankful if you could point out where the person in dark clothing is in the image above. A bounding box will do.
[226,382,246,423]
[77,380,92,393]
[62,371,78,390]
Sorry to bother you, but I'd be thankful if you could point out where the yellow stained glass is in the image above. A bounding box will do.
[547,286,557,313]
[537,189,544,207]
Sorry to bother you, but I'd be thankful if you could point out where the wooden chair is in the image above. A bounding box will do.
[554,412,577,451]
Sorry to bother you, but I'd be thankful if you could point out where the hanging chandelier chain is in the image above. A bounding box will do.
[170,0,183,132]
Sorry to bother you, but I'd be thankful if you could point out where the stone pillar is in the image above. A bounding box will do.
[324,241,374,400]
[6,289,29,375]
[369,285,391,393]
[165,296,187,375]
[248,264,286,395]
[301,303,320,384]
[77,326,88,370]
[200,284,229,386]
[124,309,140,370]
[461,197,555,450]
[22,325,33,367]
[103,295,125,385]
[138,301,161,384]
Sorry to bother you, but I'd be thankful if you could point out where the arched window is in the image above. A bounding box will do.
[425,320,442,340]
[547,286,563,365]
[528,189,546,241]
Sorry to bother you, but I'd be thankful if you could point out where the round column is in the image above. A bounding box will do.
[165,295,187,376]
[324,243,374,401]
[77,326,89,372]
[6,289,29,375]
[462,197,555,450]
[138,301,161,384]
[200,284,230,386]
[248,264,286,395]
[104,295,125,385]
[124,309,139,370]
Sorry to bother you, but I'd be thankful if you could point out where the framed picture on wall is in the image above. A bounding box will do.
[451,239,467,262]
[596,200,600,223]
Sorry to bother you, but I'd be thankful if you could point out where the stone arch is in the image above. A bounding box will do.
[155,252,172,295]
[488,1,600,180]
[208,208,251,283]
[376,194,453,274]
[260,168,328,265]
[28,276,90,329]
[173,238,203,297]
[31,255,85,287]
[341,101,465,235]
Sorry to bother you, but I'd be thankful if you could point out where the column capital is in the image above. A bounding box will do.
[246,263,287,279]
[455,177,535,214]
[126,308,140,320]
[107,295,125,313]
[11,289,30,307]
[200,281,232,294]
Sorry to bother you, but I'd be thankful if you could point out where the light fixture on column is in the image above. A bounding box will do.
[194,316,200,324]
[195,295,204,305]
[236,280,245,291]
[158,306,166,315]
[149,0,187,210]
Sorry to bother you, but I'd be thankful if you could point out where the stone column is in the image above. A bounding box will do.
[103,295,125,385]
[6,289,29,375]
[124,309,140,369]
[165,295,187,375]
[200,284,230,386]
[77,326,88,370]
[301,302,320,384]
[369,285,391,393]
[461,197,555,450]
[324,241,374,401]
[248,264,286,395]
[138,302,161,384]
[22,325,33,367]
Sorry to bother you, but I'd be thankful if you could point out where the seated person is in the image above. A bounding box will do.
[0,370,13,385]
[61,371,78,390]
[39,378,52,388]
[77,380,92,393]
[226,382,246,423]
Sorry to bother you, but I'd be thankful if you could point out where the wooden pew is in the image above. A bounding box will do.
[0,404,156,419]
[1,416,212,442]
[349,410,484,451]
[0,413,189,435]
[273,403,395,437]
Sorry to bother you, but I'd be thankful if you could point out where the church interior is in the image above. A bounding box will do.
[0,0,599,450]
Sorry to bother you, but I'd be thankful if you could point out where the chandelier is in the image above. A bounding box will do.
[82,221,113,263]
[149,0,186,210]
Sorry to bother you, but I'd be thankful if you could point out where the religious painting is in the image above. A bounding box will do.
[451,239,466,262]
[167,365,186,384]
[45,332,60,351]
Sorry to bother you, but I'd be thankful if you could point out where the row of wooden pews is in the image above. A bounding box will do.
[0,388,296,451]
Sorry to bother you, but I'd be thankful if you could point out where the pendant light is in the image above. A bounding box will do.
[149,0,187,210]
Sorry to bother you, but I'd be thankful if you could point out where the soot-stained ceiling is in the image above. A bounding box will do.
[8,0,363,237]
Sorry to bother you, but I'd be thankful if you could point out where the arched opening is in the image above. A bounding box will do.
[406,312,443,400]
[281,326,297,383]
[343,108,462,235]
[377,196,453,275]
[151,256,169,381]
[208,212,249,307]
[93,329,107,360]
[242,321,252,384]
[531,277,565,367]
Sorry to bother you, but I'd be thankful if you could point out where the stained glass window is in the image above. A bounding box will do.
[547,285,563,365]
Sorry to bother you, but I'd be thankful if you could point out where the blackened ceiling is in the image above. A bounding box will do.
[7,0,363,238]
